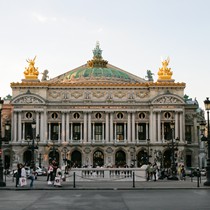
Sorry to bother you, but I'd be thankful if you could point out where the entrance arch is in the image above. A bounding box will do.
[93,150,104,167]
[23,150,32,166]
[49,150,59,163]
[115,150,126,167]
[71,150,82,168]
[163,150,171,168]
[137,150,148,167]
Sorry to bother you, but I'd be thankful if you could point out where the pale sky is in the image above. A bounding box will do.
[0,0,210,109]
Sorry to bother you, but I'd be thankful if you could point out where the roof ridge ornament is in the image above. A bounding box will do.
[87,42,108,68]
[93,41,103,60]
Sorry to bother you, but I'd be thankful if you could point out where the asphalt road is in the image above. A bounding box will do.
[0,189,209,210]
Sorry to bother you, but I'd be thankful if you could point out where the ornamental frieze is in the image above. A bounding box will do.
[136,91,149,98]
[71,91,83,99]
[114,91,126,98]
[92,91,105,98]
[49,91,61,99]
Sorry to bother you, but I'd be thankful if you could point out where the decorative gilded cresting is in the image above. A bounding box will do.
[87,41,108,68]
[23,56,39,80]
[157,57,173,81]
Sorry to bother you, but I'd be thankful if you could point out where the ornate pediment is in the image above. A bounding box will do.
[11,94,45,104]
[152,95,184,104]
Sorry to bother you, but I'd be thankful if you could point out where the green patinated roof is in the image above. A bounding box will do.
[67,67,131,80]
[48,42,147,84]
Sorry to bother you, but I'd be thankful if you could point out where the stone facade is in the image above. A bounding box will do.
[1,43,206,170]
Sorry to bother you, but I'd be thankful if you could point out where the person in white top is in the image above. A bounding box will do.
[20,164,26,178]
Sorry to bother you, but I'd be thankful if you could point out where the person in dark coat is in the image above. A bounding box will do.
[15,163,22,187]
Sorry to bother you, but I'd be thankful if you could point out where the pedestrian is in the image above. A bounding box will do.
[47,163,54,185]
[146,162,152,181]
[20,164,27,187]
[181,165,186,181]
[178,164,182,180]
[52,159,58,181]
[28,167,35,188]
[152,163,158,181]
[15,163,21,187]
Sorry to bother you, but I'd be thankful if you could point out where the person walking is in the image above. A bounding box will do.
[15,163,21,187]
[180,165,186,181]
[146,163,152,181]
[152,163,158,181]
[20,164,27,187]
[52,160,58,182]
[178,164,182,180]
[28,167,35,188]
[47,163,54,185]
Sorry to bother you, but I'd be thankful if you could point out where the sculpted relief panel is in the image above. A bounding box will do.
[13,96,44,104]
[153,95,184,104]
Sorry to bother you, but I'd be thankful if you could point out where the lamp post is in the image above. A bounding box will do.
[63,147,68,165]
[147,139,151,164]
[38,153,42,168]
[168,121,179,180]
[0,97,6,187]
[202,97,210,186]
[26,119,40,169]
[52,135,56,161]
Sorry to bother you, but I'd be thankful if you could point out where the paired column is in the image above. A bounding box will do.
[131,112,135,143]
[83,112,87,143]
[127,112,131,143]
[105,112,109,143]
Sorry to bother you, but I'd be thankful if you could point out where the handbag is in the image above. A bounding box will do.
[20,177,27,186]
[54,176,61,186]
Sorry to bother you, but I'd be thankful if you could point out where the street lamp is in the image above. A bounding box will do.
[0,97,6,187]
[63,147,68,165]
[201,97,210,186]
[168,121,179,180]
[26,119,40,169]
[51,135,57,161]
[147,139,152,164]
[38,153,42,168]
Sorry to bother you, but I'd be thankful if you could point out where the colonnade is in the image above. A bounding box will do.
[12,109,185,144]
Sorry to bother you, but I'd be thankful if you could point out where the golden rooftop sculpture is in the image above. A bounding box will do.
[157,57,173,81]
[23,56,39,80]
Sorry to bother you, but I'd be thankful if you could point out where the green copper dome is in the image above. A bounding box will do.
[49,42,147,84]
[67,67,131,81]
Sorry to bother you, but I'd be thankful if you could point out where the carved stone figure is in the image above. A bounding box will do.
[41,69,49,81]
[145,70,154,81]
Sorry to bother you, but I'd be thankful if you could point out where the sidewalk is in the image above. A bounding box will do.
[1,176,210,190]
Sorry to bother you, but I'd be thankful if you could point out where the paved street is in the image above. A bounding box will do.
[0,189,210,210]
[1,175,210,209]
